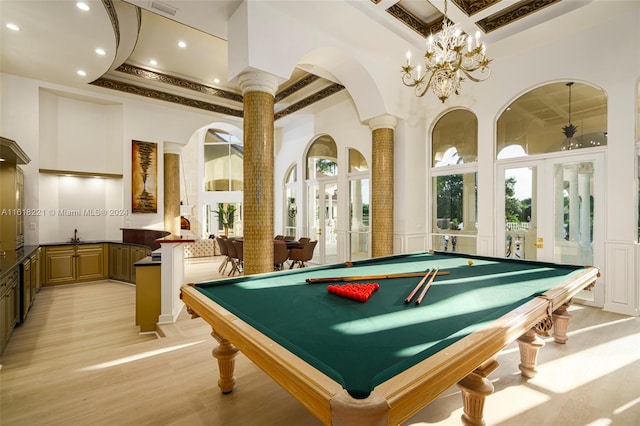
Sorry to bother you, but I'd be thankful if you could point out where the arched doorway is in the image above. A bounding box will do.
[305,135,338,264]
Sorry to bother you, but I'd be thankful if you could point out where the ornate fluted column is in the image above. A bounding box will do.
[369,115,397,258]
[163,142,183,237]
[238,71,278,275]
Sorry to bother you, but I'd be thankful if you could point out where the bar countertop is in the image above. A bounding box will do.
[0,245,40,279]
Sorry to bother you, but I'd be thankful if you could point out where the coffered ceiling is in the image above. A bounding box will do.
[0,0,604,123]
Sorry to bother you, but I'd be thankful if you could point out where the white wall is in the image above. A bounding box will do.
[1,73,222,244]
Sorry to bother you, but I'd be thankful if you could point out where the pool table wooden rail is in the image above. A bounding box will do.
[180,265,599,426]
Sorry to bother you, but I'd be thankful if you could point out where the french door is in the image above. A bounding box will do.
[496,151,604,305]
[307,179,338,264]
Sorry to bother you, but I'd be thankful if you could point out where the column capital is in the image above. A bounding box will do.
[164,142,184,155]
[368,114,398,131]
[238,71,279,96]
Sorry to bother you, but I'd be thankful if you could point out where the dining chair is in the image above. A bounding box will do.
[232,241,244,275]
[225,240,240,276]
[273,240,290,271]
[215,237,229,274]
[288,240,318,269]
[298,237,311,246]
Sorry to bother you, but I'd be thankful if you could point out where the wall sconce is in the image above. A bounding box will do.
[288,202,297,218]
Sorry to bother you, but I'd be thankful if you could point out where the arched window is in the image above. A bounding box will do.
[203,128,243,191]
[307,135,338,179]
[431,110,478,254]
[432,109,478,167]
[497,82,607,158]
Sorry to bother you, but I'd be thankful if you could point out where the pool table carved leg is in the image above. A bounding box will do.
[457,358,497,426]
[517,328,545,378]
[552,303,572,344]
[211,330,239,394]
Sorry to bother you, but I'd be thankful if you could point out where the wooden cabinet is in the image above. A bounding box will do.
[109,244,131,282]
[109,243,150,283]
[44,246,76,285]
[135,262,161,332]
[0,137,29,251]
[0,163,24,250]
[129,245,151,284]
[20,256,32,321]
[1,268,19,357]
[19,249,40,322]
[43,244,107,286]
[76,244,107,282]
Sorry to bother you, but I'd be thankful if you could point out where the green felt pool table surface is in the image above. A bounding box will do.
[190,251,589,399]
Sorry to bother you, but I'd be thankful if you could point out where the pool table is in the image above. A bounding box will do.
[180,251,598,426]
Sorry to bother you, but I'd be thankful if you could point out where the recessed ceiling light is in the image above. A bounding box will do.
[178,41,186,48]
[6,23,20,31]
[95,48,106,55]
[76,2,90,11]
[149,59,157,66]
[77,70,87,77]
[213,78,220,84]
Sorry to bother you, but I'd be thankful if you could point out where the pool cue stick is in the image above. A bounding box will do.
[404,268,433,304]
[415,266,440,305]
[305,270,449,284]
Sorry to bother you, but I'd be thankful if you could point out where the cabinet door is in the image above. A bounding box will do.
[32,249,41,293]
[109,244,130,282]
[1,277,7,351]
[76,244,107,282]
[21,258,31,320]
[44,246,76,285]
[129,246,150,284]
[44,247,76,285]
[15,167,24,248]
[8,276,18,332]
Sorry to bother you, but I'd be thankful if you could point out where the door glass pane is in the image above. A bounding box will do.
[324,182,338,264]
[504,167,535,260]
[554,162,594,265]
[307,184,320,261]
[432,173,477,254]
[349,178,369,260]
[285,187,297,237]
[204,202,242,237]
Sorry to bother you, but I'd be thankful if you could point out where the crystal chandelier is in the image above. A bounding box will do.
[401,0,492,103]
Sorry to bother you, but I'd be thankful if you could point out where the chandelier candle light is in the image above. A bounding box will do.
[401,0,492,103]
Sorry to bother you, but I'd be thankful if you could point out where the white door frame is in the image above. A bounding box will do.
[496,149,606,306]
[306,177,338,265]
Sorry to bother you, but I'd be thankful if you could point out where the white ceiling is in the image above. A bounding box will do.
[0,0,613,121]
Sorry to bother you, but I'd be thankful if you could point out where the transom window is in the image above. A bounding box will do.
[307,135,338,179]
[203,129,243,191]
[497,82,607,158]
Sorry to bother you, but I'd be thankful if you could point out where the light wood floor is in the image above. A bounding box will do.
[1,257,639,426]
